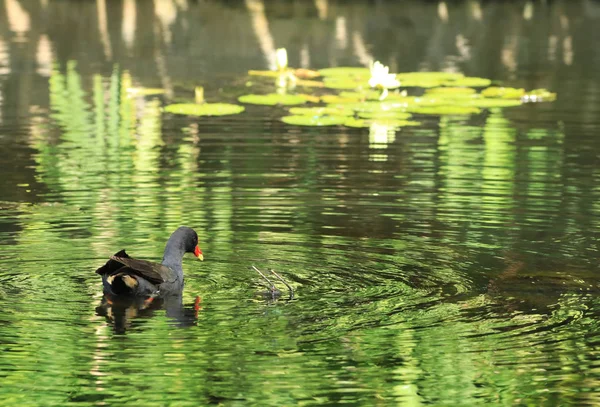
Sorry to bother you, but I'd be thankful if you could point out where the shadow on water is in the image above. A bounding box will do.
[0,0,600,405]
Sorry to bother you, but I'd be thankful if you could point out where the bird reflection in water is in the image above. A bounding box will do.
[96,293,202,334]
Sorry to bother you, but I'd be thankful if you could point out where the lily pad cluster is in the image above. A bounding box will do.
[238,56,556,127]
[238,67,556,127]
[316,68,493,90]
[131,51,557,128]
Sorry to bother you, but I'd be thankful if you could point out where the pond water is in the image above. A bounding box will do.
[1,0,600,405]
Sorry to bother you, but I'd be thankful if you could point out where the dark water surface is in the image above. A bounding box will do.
[1,0,600,405]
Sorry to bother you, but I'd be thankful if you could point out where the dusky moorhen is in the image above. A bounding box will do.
[95,226,203,297]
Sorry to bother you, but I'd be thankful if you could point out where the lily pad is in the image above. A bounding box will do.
[248,70,280,78]
[447,77,492,87]
[397,78,445,88]
[339,90,390,101]
[426,87,477,95]
[281,115,347,126]
[397,72,465,81]
[297,94,320,103]
[344,118,421,128]
[164,103,245,116]
[321,94,363,104]
[328,101,412,113]
[358,111,413,120]
[522,89,557,102]
[413,96,486,107]
[481,87,526,99]
[294,69,321,79]
[238,93,307,106]
[323,77,368,90]
[396,72,465,88]
[409,105,482,115]
[296,79,325,88]
[468,98,522,108]
[386,89,409,97]
[318,67,371,78]
[321,91,389,104]
[421,93,479,103]
[289,107,354,116]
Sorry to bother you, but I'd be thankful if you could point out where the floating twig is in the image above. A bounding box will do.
[269,269,294,298]
[251,265,276,290]
[251,265,294,300]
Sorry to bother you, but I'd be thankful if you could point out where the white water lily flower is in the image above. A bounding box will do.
[276,48,288,71]
[368,61,400,90]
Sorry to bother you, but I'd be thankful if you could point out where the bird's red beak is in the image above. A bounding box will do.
[194,245,204,261]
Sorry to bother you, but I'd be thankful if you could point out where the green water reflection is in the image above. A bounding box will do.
[1,0,600,406]
[0,58,596,407]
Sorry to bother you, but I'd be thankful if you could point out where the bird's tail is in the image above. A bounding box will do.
[106,272,139,295]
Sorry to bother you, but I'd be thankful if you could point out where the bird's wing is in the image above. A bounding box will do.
[107,256,173,285]
[95,250,131,276]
